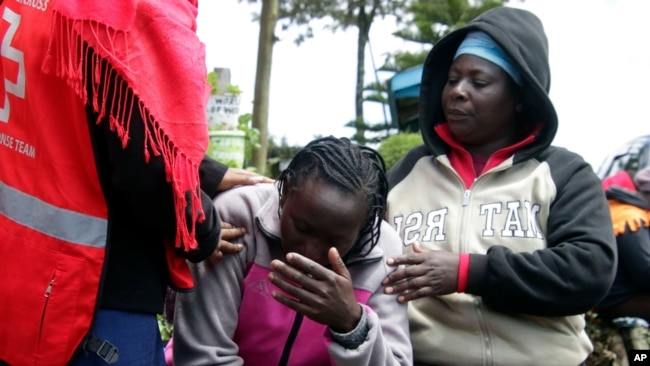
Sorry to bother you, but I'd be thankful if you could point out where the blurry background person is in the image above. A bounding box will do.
[596,167,650,322]
[381,6,616,366]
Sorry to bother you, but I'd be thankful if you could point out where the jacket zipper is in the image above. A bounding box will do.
[462,189,471,206]
[37,272,56,349]
[474,298,494,365]
[459,174,494,362]
[278,313,304,366]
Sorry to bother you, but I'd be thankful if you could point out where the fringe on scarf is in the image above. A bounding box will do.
[42,11,204,251]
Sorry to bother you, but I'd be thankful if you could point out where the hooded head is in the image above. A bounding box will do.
[419,6,556,157]
[453,31,522,86]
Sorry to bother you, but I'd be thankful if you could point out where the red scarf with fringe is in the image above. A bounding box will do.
[43,0,209,252]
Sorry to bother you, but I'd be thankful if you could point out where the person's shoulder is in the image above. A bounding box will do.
[214,181,275,200]
[537,146,600,182]
[538,145,594,168]
[348,222,404,292]
[213,182,277,215]
[537,145,585,162]
[377,220,405,257]
[388,144,432,189]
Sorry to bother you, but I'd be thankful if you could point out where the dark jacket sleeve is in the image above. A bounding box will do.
[200,155,229,199]
[466,149,618,316]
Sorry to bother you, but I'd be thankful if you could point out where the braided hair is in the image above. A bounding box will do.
[277,136,388,258]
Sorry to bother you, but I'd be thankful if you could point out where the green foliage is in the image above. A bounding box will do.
[274,0,406,45]
[267,136,302,160]
[157,314,173,342]
[206,71,242,96]
[383,0,506,72]
[206,71,218,95]
[345,118,371,145]
[265,136,303,177]
[364,94,388,104]
[227,84,243,95]
[237,113,261,168]
[401,0,505,44]
[380,51,429,73]
[363,80,388,104]
[377,132,423,170]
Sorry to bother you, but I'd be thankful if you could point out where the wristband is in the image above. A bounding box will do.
[329,304,369,349]
[457,253,470,293]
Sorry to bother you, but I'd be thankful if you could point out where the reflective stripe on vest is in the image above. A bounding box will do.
[0,181,107,247]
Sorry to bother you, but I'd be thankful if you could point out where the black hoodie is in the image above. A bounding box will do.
[419,6,556,160]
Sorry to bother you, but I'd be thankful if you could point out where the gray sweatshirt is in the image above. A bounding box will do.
[173,183,413,366]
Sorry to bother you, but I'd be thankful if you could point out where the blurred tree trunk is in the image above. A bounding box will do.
[251,0,278,174]
[352,6,370,144]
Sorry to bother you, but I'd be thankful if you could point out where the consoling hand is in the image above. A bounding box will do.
[382,242,459,302]
[268,248,362,333]
[217,168,274,192]
[210,221,246,263]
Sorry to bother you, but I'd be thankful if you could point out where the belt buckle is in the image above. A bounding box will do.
[95,340,119,364]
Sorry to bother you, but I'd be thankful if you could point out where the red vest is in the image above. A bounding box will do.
[0,2,107,365]
[0,0,208,364]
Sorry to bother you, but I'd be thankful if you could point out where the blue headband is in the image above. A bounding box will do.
[454,31,522,85]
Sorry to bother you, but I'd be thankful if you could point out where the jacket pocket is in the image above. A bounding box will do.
[0,235,95,365]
